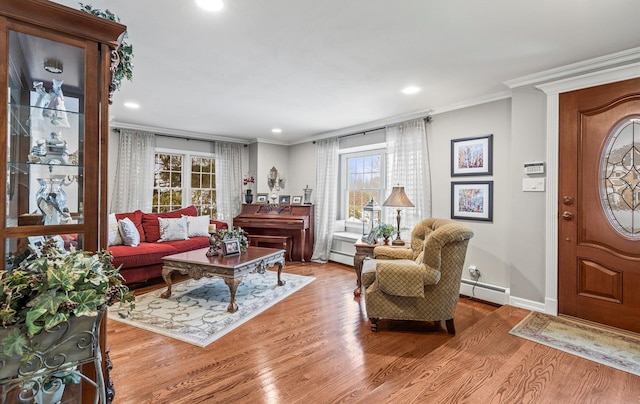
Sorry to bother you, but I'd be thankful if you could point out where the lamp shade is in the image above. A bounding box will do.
[382,186,414,208]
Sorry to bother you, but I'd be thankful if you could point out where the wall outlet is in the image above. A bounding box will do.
[468,265,481,279]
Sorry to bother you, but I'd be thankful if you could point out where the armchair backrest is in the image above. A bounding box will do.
[410,218,460,260]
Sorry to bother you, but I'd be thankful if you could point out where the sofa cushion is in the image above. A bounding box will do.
[109,242,179,269]
[108,213,123,246]
[158,217,189,242]
[142,205,198,242]
[115,210,145,242]
[184,215,211,237]
[119,217,141,247]
[163,237,209,252]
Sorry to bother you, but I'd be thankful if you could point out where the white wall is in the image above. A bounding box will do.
[428,99,513,290]
[256,142,289,197]
[287,142,317,204]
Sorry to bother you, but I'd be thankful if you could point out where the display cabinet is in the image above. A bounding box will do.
[1,0,126,402]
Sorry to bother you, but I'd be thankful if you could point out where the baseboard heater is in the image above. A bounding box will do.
[460,279,510,306]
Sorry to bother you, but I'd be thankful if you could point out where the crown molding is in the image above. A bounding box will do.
[504,47,640,89]
[109,121,247,144]
[536,62,640,95]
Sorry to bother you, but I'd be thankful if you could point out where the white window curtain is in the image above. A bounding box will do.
[215,141,243,223]
[311,137,339,263]
[110,129,155,213]
[384,118,431,239]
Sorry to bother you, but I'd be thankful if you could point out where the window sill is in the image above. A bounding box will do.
[333,231,361,243]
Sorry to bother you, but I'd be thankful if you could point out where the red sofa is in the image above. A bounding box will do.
[108,206,227,285]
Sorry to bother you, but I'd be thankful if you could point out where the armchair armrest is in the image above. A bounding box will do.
[376,261,441,297]
[373,246,413,260]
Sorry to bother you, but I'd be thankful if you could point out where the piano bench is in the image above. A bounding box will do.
[247,235,293,261]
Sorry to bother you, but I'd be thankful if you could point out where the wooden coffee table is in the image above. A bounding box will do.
[160,246,286,313]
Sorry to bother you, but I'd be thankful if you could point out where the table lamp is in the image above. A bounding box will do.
[382,186,414,245]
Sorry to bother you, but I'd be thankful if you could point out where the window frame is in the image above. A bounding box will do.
[339,145,387,234]
[152,148,217,217]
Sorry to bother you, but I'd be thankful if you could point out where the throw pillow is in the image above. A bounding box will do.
[118,217,141,247]
[158,216,189,242]
[141,205,198,242]
[184,215,210,237]
[108,213,123,246]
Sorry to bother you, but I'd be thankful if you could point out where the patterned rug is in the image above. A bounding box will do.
[108,271,314,347]
[510,311,640,376]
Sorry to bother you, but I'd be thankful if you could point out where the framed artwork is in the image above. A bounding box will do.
[451,181,493,222]
[279,195,291,204]
[363,228,377,244]
[256,193,268,204]
[222,238,241,256]
[27,236,46,256]
[291,195,303,204]
[451,134,493,176]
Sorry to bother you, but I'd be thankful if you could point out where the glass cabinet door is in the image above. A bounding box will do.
[5,29,86,265]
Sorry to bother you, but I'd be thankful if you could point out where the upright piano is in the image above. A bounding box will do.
[233,204,314,262]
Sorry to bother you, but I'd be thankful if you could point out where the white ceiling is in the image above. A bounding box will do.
[52,0,640,144]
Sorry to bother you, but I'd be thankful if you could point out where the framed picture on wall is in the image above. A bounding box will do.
[451,134,493,176]
[451,181,493,222]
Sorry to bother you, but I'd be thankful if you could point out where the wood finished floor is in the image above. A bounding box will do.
[107,261,640,403]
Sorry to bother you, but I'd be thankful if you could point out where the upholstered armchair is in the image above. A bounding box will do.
[361,218,474,334]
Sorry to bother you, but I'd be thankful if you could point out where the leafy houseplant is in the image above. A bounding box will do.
[79,3,133,91]
[375,224,396,244]
[0,240,135,361]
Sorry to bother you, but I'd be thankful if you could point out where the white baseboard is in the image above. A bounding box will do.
[509,296,547,313]
[460,279,510,305]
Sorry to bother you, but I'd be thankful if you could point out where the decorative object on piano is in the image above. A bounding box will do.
[243,172,255,204]
[222,238,241,256]
[374,223,396,245]
[362,197,381,235]
[267,166,286,203]
[207,227,248,256]
[291,196,303,204]
[303,185,313,204]
[382,185,415,245]
[255,193,268,204]
[279,195,291,204]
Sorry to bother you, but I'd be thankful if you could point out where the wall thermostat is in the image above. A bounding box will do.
[524,161,545,175]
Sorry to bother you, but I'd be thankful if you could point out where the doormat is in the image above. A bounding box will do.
[108,271,314,347]
[509,311,640,376]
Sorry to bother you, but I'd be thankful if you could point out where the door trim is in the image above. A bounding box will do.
[534,61,640,316]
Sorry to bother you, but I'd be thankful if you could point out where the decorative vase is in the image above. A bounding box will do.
[245,193,253,204]
[303,185,313,204]
[35,379,65,404]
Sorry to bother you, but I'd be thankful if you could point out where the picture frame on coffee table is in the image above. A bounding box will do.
[222,238,241,256]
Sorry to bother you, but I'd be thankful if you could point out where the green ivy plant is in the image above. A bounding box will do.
[0,240,135,362]
[79,3,134,91]
[374,223,396,240]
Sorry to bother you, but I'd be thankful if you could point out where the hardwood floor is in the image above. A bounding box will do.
[107,261,640,403]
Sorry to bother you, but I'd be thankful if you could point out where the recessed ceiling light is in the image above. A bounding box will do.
[271,128,282,134]
[124,102,140,109]
[195,0,224,12]
[401,86,421,95]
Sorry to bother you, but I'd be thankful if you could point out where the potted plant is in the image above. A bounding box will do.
[0,240,135,401]
[375,224,396,245]
[209,227,250,255]
[243,173,255,204]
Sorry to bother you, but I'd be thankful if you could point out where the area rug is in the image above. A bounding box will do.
[108,271,314,347]
[510,311,640,376]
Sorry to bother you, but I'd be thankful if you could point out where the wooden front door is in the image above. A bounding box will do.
[558,77,640,333]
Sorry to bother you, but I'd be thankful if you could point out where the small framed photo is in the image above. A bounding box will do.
[279,195,291,204]
[27,236,46,256]
[363,229,377,244]
[451,134,493,176]
[46,235,65,249]
[222,238,241,256]
[451,181,493,222]
[291,195,303,204]
[256,193,268,204]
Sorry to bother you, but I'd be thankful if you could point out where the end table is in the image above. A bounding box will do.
[353,238,410,296]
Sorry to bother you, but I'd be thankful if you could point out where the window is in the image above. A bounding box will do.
[340,148,386,232]
[152,151,217,217]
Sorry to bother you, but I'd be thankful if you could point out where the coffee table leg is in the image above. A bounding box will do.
[223,278,242,313]
[276,260,285,286]
[160,267,175,298]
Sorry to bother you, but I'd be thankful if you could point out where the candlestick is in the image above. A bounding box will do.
[208,223,216,233]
